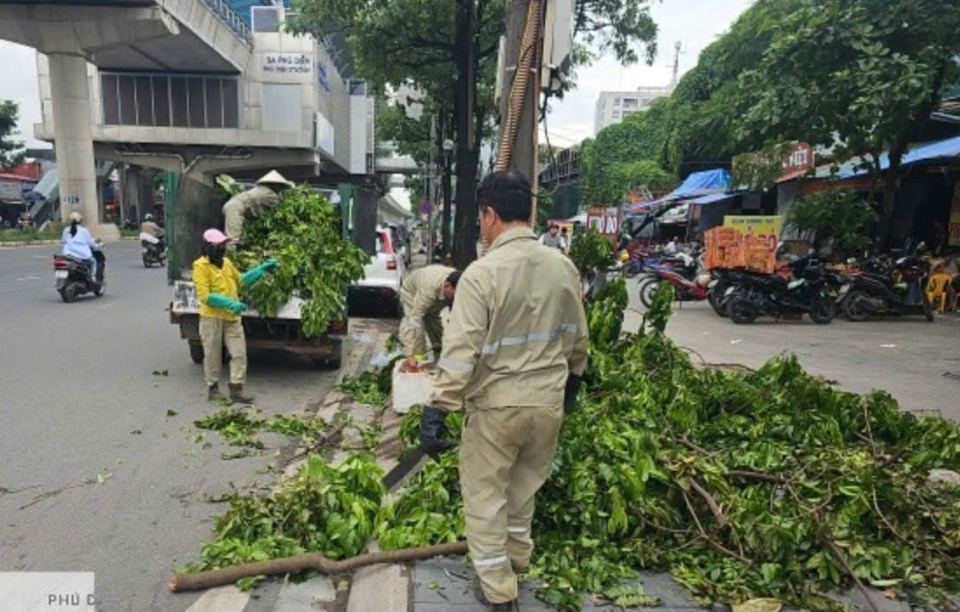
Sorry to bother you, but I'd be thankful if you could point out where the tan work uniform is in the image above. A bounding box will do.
[192,256,247,386]
[431,226,588,604]
[222,185,280,243]
[399,264,455,357]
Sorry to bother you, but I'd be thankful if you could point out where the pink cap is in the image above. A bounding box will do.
[203,228,230,245]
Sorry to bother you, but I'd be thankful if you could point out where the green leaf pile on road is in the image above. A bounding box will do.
[194,408,327,449]
[335,370,390,407]
[183,453,384,585]
[233,185,369,337]
[378,282,960,609]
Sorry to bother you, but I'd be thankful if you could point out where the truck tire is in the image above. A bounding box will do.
[189,343,204,364]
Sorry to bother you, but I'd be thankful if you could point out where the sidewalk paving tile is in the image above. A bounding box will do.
[413,557,712,611]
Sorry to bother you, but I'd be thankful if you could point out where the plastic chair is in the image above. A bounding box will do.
[925,272,954,313]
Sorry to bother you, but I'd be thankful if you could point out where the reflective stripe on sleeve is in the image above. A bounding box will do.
[480,322,579,356]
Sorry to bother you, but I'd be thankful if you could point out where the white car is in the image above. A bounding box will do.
[349,226,406,315]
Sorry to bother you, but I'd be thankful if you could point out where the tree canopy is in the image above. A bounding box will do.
[738,0,960,181]
[289,0,661,264]
[0,101,25,169]
[578,0,960,220]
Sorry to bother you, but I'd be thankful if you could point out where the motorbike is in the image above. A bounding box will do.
[706,268,769,317]
[638,254,711,308]
[54,249,106,302]
[724,256,837,324]
[141,233,166,268]
[839,255,934,322]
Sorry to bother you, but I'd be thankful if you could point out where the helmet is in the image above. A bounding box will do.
[144,213,153,221]
[202,228,230,245]
[619,250,630,262]
[69,212,83,223]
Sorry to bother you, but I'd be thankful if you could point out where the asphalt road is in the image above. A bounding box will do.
[623,277,960,421]
[0,242,345,611]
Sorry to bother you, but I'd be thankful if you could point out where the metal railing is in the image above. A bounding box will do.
[200,0,254,47]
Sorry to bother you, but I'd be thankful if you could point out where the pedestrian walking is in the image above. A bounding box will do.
[538,223,564,250]
[419,170,589,611]
[192,228,277,404]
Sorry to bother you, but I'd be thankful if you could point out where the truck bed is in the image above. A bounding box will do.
[168,281,345,367]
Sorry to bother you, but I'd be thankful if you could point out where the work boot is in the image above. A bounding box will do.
[228,383,255,405]
[207,383,224,402]
[472,575,518,612]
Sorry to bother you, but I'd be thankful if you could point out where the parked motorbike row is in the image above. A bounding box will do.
[624,247,936,325]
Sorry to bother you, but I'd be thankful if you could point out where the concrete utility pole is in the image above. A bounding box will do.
[496,0,544,223]
[452,0,479,268]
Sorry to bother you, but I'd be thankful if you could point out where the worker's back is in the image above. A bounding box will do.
[437,226,586,410]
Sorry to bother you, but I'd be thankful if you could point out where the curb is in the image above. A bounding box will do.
[183,318,398,612]
[0,236,139,248]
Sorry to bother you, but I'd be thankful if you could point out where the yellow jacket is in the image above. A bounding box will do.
[193,256,242,321]
[431,226,589,412]
[399,264,455,355]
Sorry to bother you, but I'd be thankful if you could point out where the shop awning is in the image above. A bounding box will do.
[809,134,960,180]
[688,192,741,206]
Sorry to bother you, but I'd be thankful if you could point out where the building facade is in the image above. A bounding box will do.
[594,86,673,134]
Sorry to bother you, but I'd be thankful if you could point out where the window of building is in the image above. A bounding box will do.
[612,98,621,107]
[251,6,281,32]
[622,97,638,109]
[612,111,621,119]
[100,73,240,129]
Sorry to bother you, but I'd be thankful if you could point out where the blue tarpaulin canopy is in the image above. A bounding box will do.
[669,169,732,199]
[622,169,732,214]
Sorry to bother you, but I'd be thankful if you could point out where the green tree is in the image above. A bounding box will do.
[738,0,960,245]
[290,0,659,266]
[0,101,25,169]
[580,110,678,206]
[577,0,805,197]
[786,190,879,259]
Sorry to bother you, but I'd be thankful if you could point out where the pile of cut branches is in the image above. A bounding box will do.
[377,282,960,609]
[177,281,960,610]
[231,185,368,337]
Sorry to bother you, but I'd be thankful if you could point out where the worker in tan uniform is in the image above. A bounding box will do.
[222,170,291,244]
[419,170,589,611]
[398,264,460,370]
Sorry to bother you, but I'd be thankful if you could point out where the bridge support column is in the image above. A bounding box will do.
[48,52,118,241]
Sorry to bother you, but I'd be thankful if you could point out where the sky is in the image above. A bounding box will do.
[0,0,755,151]
[543,0,756,147]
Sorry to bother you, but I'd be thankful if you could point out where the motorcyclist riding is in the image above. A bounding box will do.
[61,212,100,280]
[140,214,164,246]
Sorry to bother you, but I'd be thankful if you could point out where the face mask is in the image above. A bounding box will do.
[208,244,226,267]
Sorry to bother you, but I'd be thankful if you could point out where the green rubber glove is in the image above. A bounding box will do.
[207,292,246,314]
[241,258,278,286]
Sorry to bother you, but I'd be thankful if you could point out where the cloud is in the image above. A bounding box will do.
[0,40,45,149]
[545,0,755,144]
